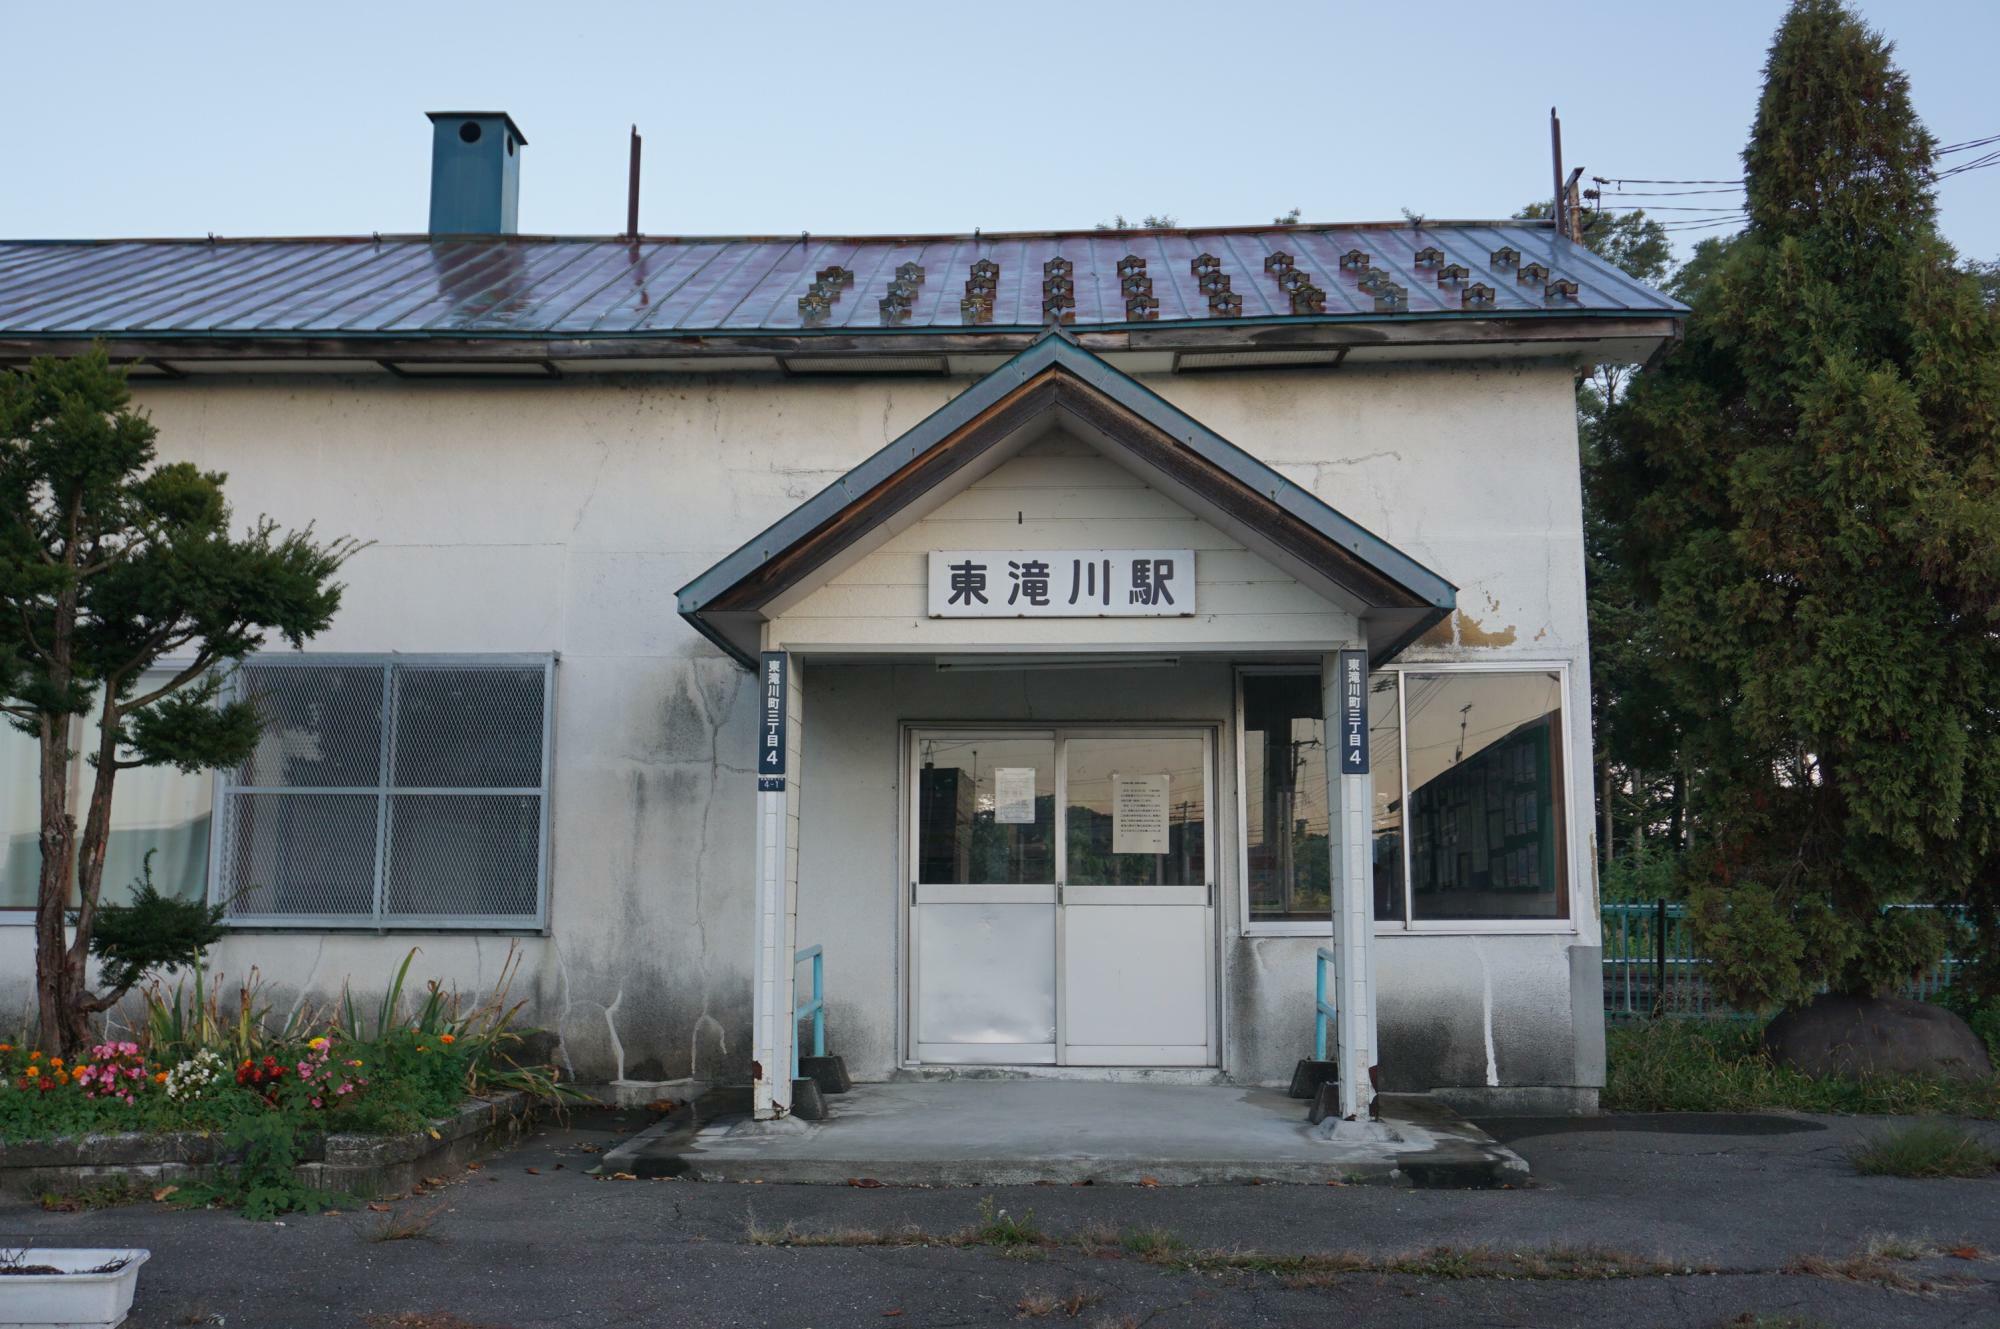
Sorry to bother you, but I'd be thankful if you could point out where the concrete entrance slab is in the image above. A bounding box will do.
[604,1081,1527,1188]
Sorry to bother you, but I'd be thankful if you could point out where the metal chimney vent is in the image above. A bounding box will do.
[427,112,528,235]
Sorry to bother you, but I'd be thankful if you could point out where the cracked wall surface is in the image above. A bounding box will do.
[0,362,1599,1094]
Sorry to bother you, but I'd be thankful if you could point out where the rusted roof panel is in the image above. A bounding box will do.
[0,222,1684,344]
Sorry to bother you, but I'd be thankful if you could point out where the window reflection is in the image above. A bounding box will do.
[1064,737,1206,886]
[916,737,1054,886]
[1241,675,1329,920]
[1403,672,1566,921]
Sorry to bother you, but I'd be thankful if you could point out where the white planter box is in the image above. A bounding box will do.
[0,1248,150,1329]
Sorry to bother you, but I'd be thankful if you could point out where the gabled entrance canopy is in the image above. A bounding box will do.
[676,330,1454,662]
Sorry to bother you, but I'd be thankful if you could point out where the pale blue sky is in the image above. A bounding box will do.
[3,0,1995,266]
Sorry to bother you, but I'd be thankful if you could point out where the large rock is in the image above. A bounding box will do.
[1764,993,1994,1081]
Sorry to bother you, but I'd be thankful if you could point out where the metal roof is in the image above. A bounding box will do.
[0,222,1682,347]
[678,329,1455,668]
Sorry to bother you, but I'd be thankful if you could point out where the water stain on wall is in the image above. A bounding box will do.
[1416,610,1519,649]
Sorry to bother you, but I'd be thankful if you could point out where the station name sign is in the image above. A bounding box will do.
[926,550,1196,618]
[1336,648,1369,775]
[757,651,787,791]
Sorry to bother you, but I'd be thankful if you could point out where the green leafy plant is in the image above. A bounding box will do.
[82,850,226,1001]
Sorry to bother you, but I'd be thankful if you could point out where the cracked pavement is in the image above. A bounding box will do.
[3,1107,1996,1327]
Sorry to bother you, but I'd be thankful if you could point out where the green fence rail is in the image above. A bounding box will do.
[1601,901,1965,1020]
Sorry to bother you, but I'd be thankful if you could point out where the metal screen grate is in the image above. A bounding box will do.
[222,793,379,916]
[392,666,546,788]
[386,794,542,918]
[215,656,553,928]
[236,665,384,787]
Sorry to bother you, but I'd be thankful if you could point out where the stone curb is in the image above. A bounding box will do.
[0,1091,537,1199]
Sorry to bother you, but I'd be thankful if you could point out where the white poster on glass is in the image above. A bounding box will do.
[993,767,1036,825]
[1111,774,1170,855]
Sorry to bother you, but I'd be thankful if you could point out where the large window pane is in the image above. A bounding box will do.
[4,698,212,911]
[1404,671,1566,921]
[1241,675,1329,920]
[2,726,40,909]
[917,736,1054,885]
[1369,673,1405,924]
[84,681,214,905]
[1065,735,1206,886]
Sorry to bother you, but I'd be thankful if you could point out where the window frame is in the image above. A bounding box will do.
[208,652,557,933]
[1234,660,1580,938]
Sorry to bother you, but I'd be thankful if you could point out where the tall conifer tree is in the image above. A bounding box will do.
[1599,0,2000,1008]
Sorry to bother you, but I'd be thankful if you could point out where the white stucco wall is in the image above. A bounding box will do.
[0,360,1600,1102]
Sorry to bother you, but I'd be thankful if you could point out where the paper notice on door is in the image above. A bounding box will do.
[1112,773,1170,855]
[993,767,1036,824]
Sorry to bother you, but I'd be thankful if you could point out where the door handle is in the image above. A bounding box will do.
[1056,882,1065,905]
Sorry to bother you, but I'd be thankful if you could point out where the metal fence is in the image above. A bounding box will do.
[1602,901,1966,1020]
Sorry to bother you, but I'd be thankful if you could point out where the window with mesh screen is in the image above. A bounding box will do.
[215,657,552,926]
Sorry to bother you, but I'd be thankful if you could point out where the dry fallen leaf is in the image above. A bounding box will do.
[848,1177,884,1188]
[465,1162,483,1172]
[367,1202,393,1212]
[423,1176,446,1187]
[525,1167,540,1175]
[427,1129,441,1140]
[151,1185,178,1203]
[1949,1246,1981,1260]
[1137,1177,1159,1188]
[610,1171,638,1181]
[882,1311,905,1319]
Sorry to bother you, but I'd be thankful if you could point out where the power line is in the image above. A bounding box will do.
[1937,132,2000,155]
[1601,187,1744,197]
[1597,176,1744,186]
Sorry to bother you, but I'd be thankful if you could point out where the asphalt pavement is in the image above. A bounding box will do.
[4,1105,1997,1328]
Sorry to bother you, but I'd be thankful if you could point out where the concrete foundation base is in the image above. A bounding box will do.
[1287,1059,1337,1100]
[596,1079,709,1109]
[799,1055,852,1096]
[789,1079,829,1121]
[614,1081,1527,1188]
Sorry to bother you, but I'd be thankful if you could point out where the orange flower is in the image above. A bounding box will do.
[154,1071,169,1083]
[0,1042,12,1052]
[440,1034,456,1045]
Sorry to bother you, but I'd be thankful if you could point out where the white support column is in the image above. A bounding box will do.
[1323,652,1379,1121]
[752,650,805,1119]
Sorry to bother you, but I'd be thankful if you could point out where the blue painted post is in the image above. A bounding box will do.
[792,945,825,1082]
[1315,947,1338,1062]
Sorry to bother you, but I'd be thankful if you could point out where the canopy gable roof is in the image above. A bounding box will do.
[677,330,1455,665]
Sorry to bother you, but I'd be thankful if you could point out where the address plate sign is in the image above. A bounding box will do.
[927,550,1196,618]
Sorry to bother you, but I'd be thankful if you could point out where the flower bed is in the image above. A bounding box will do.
[0,949,569,1216]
